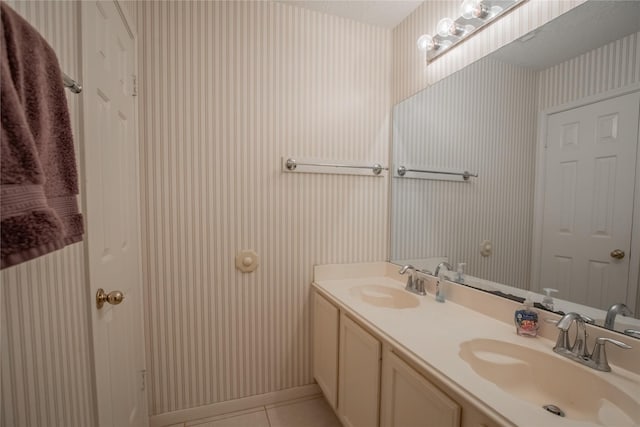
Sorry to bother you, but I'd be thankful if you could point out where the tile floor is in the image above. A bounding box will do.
[172,395,342,427]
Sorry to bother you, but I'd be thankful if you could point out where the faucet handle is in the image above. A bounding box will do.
[596,337,632,349]
[590,337,632,372]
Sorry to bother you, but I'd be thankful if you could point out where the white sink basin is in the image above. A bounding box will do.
[349,284,419,309]
[459,338,640,426]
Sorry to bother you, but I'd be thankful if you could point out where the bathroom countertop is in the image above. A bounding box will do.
[312,262,640,427]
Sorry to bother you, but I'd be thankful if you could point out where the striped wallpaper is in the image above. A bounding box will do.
[0,2,97,427]
[538,31,640,110]
[391,57,539,289]
[134,0,391,416]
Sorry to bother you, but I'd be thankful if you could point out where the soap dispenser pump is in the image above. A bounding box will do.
[541,288,558,311]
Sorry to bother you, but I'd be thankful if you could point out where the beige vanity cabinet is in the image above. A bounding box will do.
[312,288,505,427]
[381,349,460,427]
[338,312,381,427]
[312,291,339,409]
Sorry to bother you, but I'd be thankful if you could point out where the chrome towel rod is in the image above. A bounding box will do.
[285,158,386,176]
[397,166,478,181]
[63,73,82,94]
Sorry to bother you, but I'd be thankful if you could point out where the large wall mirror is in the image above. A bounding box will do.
[390,0,640,337]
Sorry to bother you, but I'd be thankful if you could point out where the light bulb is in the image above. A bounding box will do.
[416,34,436,51]
[436,17,465,37]
[436,17,455,37]
[460,0,488,19]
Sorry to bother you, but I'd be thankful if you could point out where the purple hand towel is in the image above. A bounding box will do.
[1,2,83,269]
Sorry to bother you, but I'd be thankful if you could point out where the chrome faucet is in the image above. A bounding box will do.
[555,312,593,359]
[604,303,633,330]
[433,261,452,279]
[553,312,631,372]
[398,265,426,296]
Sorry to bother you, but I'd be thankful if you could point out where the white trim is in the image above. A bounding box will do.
[529,111,547,293]
[149,384,321,427]
[530,83,640,311]
[631,98,640,314]
[542,83,640,116]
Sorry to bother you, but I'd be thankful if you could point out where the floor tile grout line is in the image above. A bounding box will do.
[264,405,273,427]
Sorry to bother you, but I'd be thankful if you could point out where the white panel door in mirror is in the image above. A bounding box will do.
[541,91,640,310]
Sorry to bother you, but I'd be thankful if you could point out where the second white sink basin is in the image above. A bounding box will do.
[349,284,419,309]
[459,338,640,426]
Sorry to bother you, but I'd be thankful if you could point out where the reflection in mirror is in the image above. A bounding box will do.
[390,0,640,337]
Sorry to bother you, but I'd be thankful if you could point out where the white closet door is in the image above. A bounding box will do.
[81,1,147,426]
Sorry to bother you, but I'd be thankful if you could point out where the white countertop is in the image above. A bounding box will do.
[312,262,640,427]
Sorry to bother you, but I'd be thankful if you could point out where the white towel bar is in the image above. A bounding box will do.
[282,157,388,177]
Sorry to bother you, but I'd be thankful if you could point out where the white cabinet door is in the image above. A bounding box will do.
[381,349,460,427]
[312,291,339,409]
[338,313,381,427]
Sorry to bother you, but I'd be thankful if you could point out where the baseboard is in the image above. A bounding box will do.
[149,384,322,427]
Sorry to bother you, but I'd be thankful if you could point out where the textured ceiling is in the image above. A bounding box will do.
[277,0,423,29]
[493,1,640,70]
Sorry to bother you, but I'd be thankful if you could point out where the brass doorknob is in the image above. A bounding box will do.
[96,288,125,309]
[610,249,625,260]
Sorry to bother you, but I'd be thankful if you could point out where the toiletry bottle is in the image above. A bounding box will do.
[435,280,446,303]
[541,288,558,311]
[514,293,539,337]
[456,262,466,283]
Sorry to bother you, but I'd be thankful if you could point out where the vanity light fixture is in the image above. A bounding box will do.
[417,0,528,62]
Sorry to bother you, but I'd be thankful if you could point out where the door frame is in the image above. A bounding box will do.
[530,82,640,313]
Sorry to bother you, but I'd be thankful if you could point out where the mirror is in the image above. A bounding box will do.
[390,0,640,337]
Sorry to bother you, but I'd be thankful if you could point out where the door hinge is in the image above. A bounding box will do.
[140,369,147,391]
[544,130,549,149]
[132,74,138,97]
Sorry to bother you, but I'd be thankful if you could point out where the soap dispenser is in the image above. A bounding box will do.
[514,293,539,337]
[541,288,558,311]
